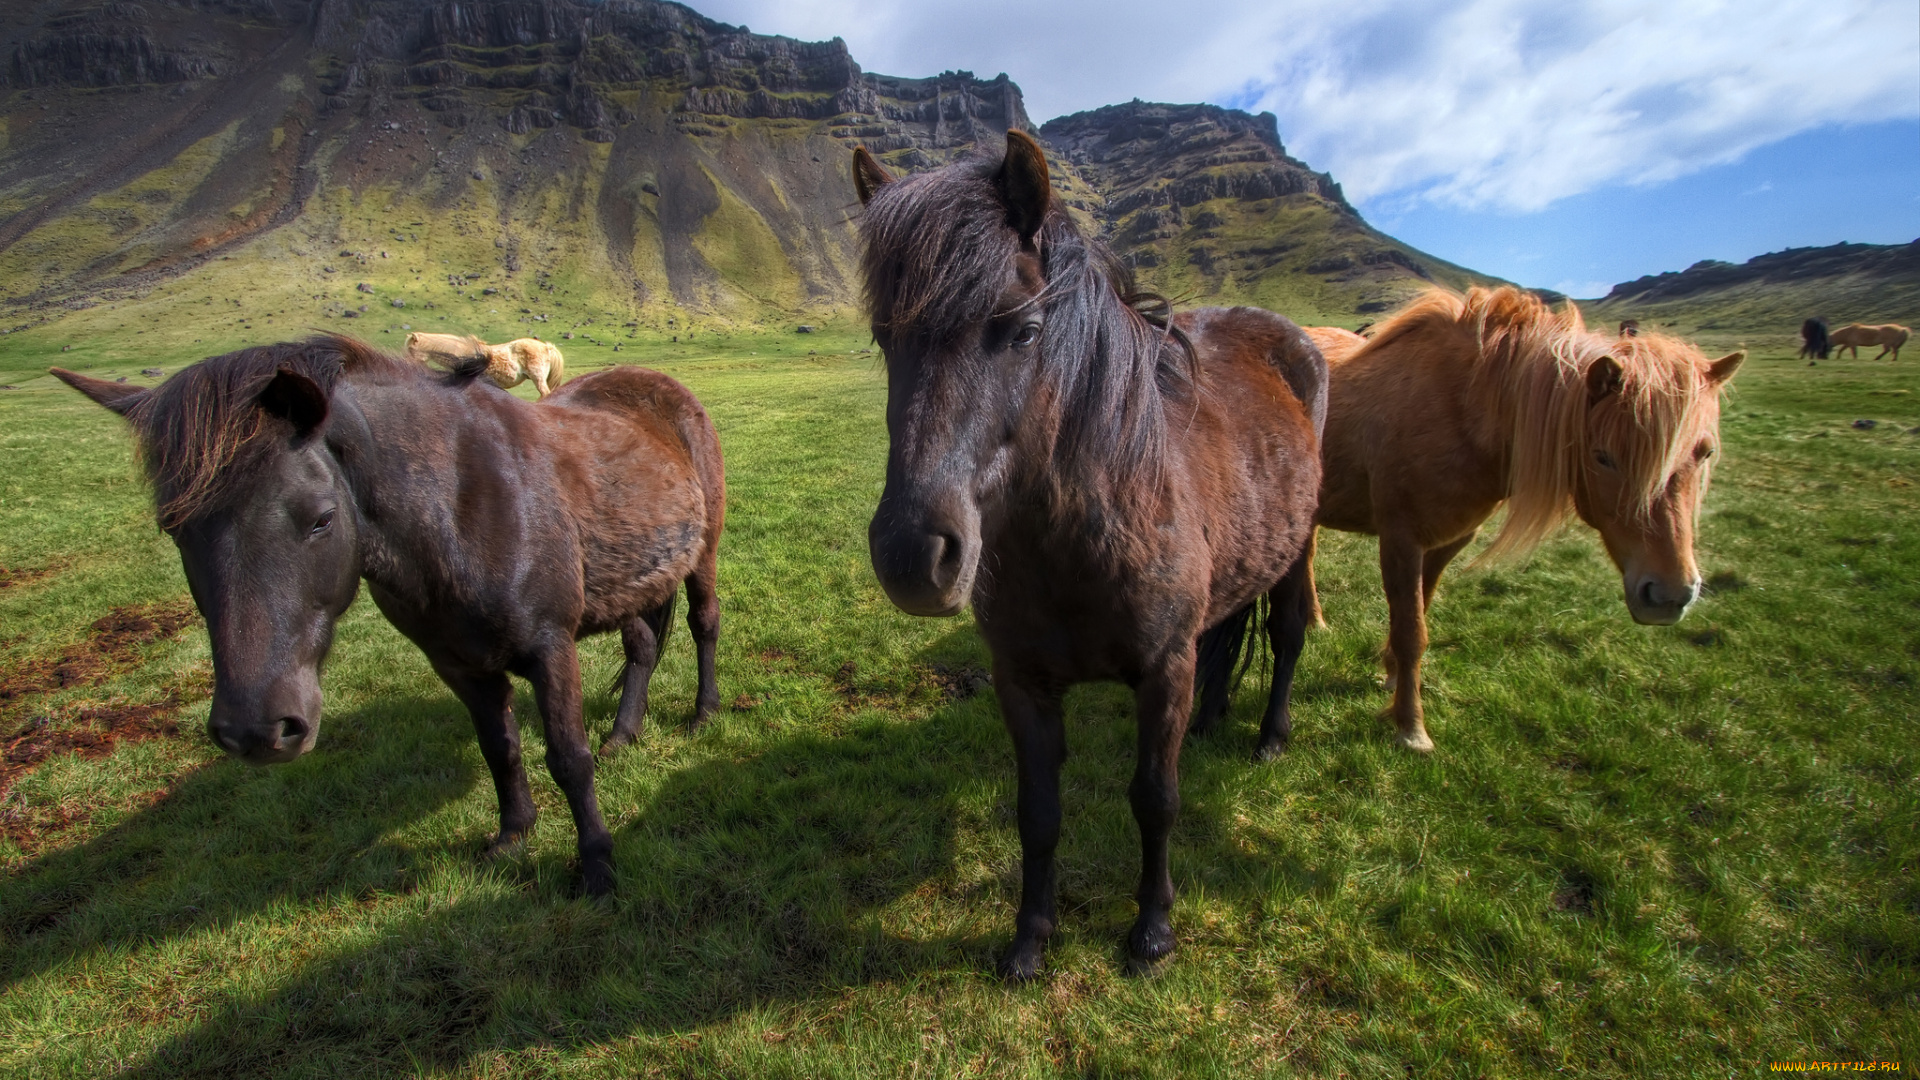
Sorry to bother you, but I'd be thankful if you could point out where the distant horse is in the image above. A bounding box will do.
[1828,322,1908,361]
[405,331,567,397]
[1800,318,1830,361]
[1280,288,1740,752]
[1619,319,1640,337]
[854,132,1325,978]
[52,336,724,895]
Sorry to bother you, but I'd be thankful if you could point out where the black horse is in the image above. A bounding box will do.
[1801,317,1830,361]
[854,132,1325,978]
[54,337,725,895]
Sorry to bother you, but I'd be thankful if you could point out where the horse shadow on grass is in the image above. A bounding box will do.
[10,625,1363,1076]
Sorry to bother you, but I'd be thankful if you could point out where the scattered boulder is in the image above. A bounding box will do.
[796,325,817,333]
[391,299,405,308]
[115,376,127,383]
[141,368,162,377]
[1853,419,1878,430]
[357,282,373,293]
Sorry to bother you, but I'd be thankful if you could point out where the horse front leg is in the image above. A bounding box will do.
[525,638,616,895]
[434,664,538,856]
[1380,532,1434,752]
[996,674,1066,981]
[1128,647,1195,966]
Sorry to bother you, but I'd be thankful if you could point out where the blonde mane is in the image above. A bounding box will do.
[1356,286,1723,561]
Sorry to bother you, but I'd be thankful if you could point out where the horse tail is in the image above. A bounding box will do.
[547,343,566,388]
[1192,594,1270,733]
[604,592,678,698]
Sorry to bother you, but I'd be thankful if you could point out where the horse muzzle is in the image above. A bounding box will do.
[868,498,979,617]
[207,673,323,765]
[1625,573,1699,626]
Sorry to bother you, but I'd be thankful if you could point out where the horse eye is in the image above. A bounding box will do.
[310,509,335,536]
[1592,449,1617,470]
[1011,323,1041,348]
[1698,444,1717,460]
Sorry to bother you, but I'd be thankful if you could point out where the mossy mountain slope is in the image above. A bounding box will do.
[1,0,1482,357]
[1588,239,1920,335]
[1043,102,1491,319]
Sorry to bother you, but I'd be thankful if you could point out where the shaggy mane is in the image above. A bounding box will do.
[857,147,1192,500]
[1352,286,1724,561]
[123,335,413,529]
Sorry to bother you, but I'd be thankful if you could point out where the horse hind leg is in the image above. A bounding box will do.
[684,549,722,731]
[1254,547,1316,761]
[525,639,616,896]
[600,600,674,757]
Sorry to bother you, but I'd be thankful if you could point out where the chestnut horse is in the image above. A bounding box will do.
[855,132,1326,978]
[405,331,567,397]
[1269,288,1740,752]
[1828,322,1908,361]
[53,336,723,895]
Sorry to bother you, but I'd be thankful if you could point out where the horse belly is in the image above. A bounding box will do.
[577,471,707,632]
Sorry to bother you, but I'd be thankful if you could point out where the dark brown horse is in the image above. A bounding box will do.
[53,336,724,895]
[854,132,1325,978]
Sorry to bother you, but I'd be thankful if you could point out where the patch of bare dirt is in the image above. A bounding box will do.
[0,598,202,812]
[0,597,198,710]
[0,562,62,591]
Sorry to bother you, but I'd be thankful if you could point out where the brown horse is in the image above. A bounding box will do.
[1286,287,1740,752]
[854,132,1325,978]
[1828,323,1909,361]
[53,336,723,895]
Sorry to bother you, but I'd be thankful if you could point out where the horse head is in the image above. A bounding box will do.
[53,340,370,764]
[1571,342,1743,625]
[853,131,1055,616]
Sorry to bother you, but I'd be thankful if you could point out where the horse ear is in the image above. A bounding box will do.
[852,146,893,205]
[1706,350,1744,387]
[1585,355,1624,403]
[49,367,149,417]
[995,129,1050,242]
[259,368,329,436]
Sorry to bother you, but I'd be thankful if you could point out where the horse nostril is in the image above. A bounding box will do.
[277,715,309,745]
[1638,579,1662,609]
[928,531,964,588]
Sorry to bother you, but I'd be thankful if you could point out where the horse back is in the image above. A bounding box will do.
[539,366,725,630]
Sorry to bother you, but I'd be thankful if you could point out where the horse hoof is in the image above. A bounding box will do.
[1396,729,1435,754]
[997,941,1047,982]
[481,831,529,861]
[580,860,616,898]
[1127,918,1177,966]
[1252,738,1288,762]
[598,732,636,758]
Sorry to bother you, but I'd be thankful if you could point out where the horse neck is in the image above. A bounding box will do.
[326,375,475,591]
[1462,318,1573,476]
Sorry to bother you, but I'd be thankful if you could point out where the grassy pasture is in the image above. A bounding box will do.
[0,322,1914,1077]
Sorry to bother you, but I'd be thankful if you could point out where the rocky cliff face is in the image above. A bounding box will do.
[0,0,1467,335]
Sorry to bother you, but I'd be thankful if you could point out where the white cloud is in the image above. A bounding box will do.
[690,0,1918,212]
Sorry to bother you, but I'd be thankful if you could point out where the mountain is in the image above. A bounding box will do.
[0,0,1478,351]
[1588,239,1920,332]
[1042,102,1485,316]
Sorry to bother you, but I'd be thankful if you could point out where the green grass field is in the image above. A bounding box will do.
[0,319,1914,1077]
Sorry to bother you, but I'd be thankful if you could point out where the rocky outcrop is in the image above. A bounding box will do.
[4,4,229,87]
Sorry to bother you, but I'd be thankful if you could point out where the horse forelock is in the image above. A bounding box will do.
[126,335,404,529]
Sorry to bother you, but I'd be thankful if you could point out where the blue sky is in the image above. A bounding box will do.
[693,0,1920,295]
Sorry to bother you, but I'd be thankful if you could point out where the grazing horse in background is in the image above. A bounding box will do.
[1829,322,1908,361]
[854,132,1325,979]
[52,336,724,896]
[1801,318,1830,361]
[1619,319,1640,338]
[405,331,567,397]
[1276,288,1740,753]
